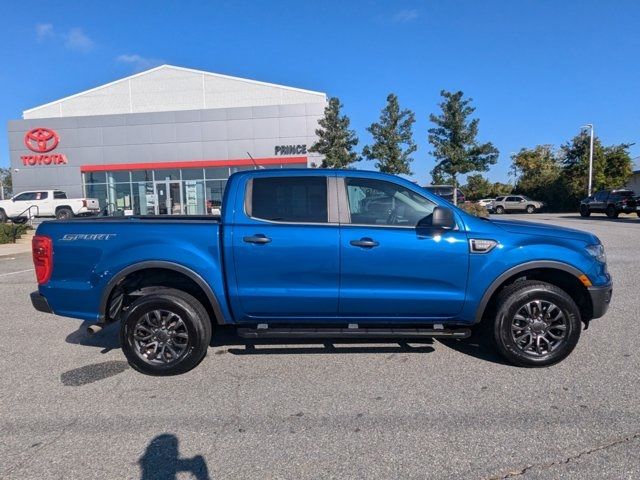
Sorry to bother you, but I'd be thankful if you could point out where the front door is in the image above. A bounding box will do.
[154,181,183,215]
[228,174,340,321]
[338,176,469,320]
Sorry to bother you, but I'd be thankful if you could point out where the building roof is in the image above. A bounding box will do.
[23,65,326,119]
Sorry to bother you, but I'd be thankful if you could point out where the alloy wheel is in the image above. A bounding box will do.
[132,309,190,365]
[510,300,567,357]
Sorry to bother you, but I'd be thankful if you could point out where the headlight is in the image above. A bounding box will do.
[586,244,606,263]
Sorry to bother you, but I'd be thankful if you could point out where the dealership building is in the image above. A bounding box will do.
[7,65,326,215]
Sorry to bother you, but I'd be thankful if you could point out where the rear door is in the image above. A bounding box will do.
[505,196,522,211]
[338,175,469,320]
[591,191,607,212]
[228,172,340,321]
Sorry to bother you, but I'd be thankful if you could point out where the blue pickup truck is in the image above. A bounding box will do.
[31,169,612,375]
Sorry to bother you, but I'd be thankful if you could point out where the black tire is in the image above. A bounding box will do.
[56,207,74,220]
[605,205,618,219]
[0,209,8,223]
[579,205,591,217]
[493,280,581,367]
[120,288,212,376]
[495,205,505,214]
[526,205,536,214]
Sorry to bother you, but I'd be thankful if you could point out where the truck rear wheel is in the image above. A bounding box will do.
[120,288,212,376]
[493,280,581,367]
[605,205,618,218]
[56,207,74,220]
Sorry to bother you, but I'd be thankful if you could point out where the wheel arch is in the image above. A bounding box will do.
[99,261,226,325]
[475,261,593,325]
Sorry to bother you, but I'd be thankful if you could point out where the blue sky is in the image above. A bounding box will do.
[1,0,639,182]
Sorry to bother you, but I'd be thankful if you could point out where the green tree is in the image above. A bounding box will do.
[561,134,633,206]
[512,145,565,207]
[462,174,512,200]
[428,90,499,203]
[0,167,12,199]
[309,97,360,168]
[362,93,417,175]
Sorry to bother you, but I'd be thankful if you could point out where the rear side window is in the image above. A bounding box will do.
[506,196,519,202]
[54,191,67,199]
[495,196,505,202]
[594,191,608,201]
[251,177,328,223]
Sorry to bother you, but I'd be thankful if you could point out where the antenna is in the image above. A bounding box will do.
[246,152,264,169]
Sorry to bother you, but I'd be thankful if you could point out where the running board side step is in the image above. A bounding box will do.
[237,327,471,339]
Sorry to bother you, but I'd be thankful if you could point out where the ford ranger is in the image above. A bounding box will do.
[30,169,612,375]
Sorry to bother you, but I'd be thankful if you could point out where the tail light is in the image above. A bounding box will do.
[32,235,53,284]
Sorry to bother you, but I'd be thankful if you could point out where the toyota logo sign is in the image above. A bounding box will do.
[24,127,59,153]
[21,127,68,166]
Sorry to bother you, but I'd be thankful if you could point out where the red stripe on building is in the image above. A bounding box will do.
[80,156,307,173]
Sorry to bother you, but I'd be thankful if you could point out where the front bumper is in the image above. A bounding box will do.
[588,283,613,319]
[30,291,53,314]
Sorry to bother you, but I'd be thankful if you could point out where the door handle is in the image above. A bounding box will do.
[350,238,379,248]
[243,234,271,244]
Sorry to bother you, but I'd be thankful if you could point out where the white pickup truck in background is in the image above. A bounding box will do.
[0,190,100,222]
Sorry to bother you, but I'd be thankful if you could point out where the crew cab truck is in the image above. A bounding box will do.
[30,169,613,375]
[580,189,638,218]
[0,190,99,222]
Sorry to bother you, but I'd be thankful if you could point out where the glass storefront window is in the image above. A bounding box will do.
[108,171,131,183]
[184,180,205,215]
[131,170,153,182]
[204,167,229,179]
[132,182,155,215]
[182,168,205,180]
[154,169,180,181]
[85,172,106,184]
[107,183,133,214]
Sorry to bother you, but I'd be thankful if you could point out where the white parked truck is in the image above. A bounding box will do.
[0,190,100,222]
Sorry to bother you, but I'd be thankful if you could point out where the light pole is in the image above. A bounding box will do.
[580,124,594,196]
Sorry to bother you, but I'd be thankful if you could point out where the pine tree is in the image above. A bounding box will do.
[309,97,360,168]
[428,90,499,204]
[362,93,416,175]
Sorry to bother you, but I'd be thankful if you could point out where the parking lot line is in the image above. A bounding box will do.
[0,268,34,277]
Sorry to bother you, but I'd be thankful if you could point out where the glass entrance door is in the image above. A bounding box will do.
[154,181,183,215]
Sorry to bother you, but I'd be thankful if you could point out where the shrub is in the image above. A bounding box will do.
[0,223,29,244]
[459,202,490,218]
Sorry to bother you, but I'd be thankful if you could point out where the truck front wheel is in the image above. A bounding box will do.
[493,280,581,367]
[120,288,212,375]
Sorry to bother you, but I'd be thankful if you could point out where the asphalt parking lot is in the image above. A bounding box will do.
[0,213,638,479]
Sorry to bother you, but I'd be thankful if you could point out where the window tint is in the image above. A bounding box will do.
[36,192,48,200]
[54,191,67,199]
[495,197,505,202]
[13,192,37,201]
[594,191,608,201]
[506,196,519,202]
[251,177,328,223]
[345,177,436,226]
[611,190,634,199]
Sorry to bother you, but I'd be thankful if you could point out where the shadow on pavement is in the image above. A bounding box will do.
[139,434,210,480]
[555,214,639,223]
[60,360,129,386]
[65,321,120,354]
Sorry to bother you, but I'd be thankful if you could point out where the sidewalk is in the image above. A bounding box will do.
[0,229,34,258]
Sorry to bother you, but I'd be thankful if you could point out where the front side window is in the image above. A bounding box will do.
[13,192,37,201]
[594,191,608,201]
[506,196,519,202]
[251,177,328,223]
[345,177,436,226]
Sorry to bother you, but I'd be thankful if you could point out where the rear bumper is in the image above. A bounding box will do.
[588,283,613,319]
[30,291,53,314]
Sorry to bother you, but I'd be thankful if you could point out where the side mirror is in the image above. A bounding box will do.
[419,206,455,230]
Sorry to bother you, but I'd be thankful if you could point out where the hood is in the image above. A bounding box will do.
[489,218,599,244]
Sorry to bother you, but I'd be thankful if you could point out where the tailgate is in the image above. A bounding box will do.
[85,198,100,210]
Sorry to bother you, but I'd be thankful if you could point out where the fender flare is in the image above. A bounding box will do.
[99,260,226,325]
[474,260,586,324]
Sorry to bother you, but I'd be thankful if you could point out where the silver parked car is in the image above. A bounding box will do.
[492,195,545,214]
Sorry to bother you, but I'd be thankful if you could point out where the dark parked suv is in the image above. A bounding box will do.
[580,189,638,218]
